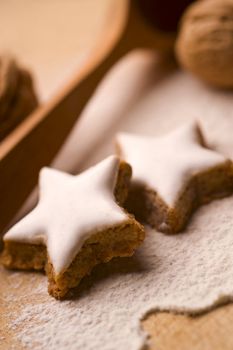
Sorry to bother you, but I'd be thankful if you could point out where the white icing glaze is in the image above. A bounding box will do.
[117,121,228,206]
[4,156,128,274]
[2,54,233,350]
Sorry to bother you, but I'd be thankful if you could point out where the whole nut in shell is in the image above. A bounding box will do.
[175,0,233,88]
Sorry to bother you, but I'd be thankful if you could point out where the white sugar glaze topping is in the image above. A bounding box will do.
[4,156,128,274]
[117,121,227,206]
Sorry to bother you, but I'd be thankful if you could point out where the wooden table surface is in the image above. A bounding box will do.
[0,1,232,349]
[143,305,233,350]
[1,264,233,350]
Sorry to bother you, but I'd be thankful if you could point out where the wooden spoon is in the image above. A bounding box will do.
[0,0,174,232]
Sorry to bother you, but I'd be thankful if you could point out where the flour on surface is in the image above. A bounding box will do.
[5,199,233,349]
[4,54,233,350]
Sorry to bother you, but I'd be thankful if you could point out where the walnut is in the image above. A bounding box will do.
[175,0,233,88]
[0,55,38,141]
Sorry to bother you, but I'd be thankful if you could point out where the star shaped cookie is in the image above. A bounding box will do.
[116,121,233,233]
[2,156,144,299]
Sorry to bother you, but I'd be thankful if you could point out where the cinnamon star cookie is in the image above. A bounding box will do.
[2,156,145,299]
[116,121,233,233]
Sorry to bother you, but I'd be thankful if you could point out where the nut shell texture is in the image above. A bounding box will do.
[176,0,233,88]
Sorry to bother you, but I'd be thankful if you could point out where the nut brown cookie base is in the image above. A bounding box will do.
[126,160,233,234]
[1,161,145,299]
[2,218,144,299]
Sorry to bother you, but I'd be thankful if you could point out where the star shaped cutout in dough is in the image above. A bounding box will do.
[116,121,233,233]
[2,156,144,299]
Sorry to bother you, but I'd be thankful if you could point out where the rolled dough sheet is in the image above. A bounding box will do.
[2,51,233,350]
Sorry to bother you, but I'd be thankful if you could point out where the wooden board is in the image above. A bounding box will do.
[143,305,233,350]
[0,0,112,101]
[1,1,233,349]
[1,264,233,350]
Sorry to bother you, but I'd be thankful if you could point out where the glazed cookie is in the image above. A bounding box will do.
[2,156,145,299]
[116,121,233,234]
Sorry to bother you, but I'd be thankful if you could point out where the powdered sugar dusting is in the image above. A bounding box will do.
[5,198,233,349]
[3,55,233,349]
